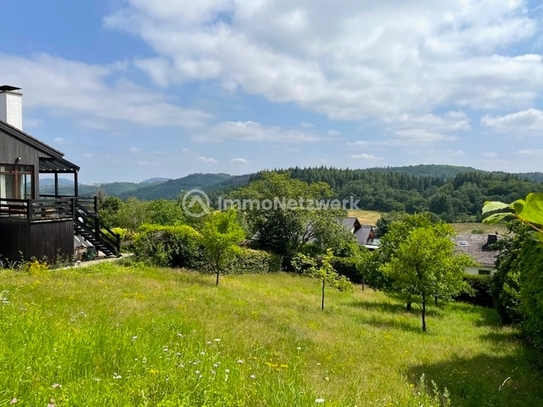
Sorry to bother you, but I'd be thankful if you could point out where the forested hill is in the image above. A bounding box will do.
[118,173,237,200]
[363,164,483,178]
[227,166,543,222]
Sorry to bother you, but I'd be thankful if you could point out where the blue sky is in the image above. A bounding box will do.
[2,0,543,183]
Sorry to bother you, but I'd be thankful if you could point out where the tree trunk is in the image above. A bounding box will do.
[215,258,220,287]
[361,275,365,292]
[406,301,412,312]
[434,296,438,306]
[422,293,427,332]
[321,279,325,311]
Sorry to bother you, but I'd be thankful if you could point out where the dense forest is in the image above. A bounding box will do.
[218,167,543,222]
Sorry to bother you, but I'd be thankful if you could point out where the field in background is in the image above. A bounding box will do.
[347,209,509,236]
[0,263,541,406]
[347,209,381,224]
[452,222,508,235]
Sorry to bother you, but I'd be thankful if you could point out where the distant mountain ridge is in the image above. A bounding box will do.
[39,165,543,200]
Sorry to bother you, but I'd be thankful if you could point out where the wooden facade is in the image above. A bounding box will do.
[0,87,120,263]
[0,218,74,262]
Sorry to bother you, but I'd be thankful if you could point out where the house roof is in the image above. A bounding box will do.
[353,225,371,244]
[0,85,21,92]
[342,216,361,232]
[341,216,377,247]
[453,234,500,267]
[39,156,80,173]
[0,119,79,173]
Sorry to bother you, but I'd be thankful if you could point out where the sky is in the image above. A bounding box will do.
[2,0,543,184]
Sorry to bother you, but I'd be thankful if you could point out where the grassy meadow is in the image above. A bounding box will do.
[0,262,541,406]
[346,210,381,225]
[346,209,508,236]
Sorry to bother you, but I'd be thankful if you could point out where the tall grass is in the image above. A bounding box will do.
[0,263,541,406]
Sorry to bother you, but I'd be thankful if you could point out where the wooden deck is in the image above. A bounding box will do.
[0,197,120,262]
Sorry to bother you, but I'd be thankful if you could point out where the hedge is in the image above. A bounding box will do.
[133,224,204,269]
[225,248,282,274]
[330,257,361,283]
[454,274,493,307]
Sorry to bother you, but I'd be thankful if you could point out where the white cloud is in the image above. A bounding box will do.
[517,149,543,155]
[106,0,543,120]
[386,111,471,132]
[350,153,382,160]
[383,129,456,146]
[231,157,249,163]
[482,152,498,158]
[198,156,218,163]
[194,121,326,143]
[446,149,465,156]
[481,109,543,135]
[347,140,369,146]
[129,146,141,153]
[0,53,211,129]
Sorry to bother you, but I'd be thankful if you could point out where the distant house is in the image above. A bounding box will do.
[453,233,500,275]
[342,216,379,250]
[0,85,119,263]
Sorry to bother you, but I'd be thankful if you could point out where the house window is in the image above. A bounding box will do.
[478,269,491,276]
[0,164,33,199]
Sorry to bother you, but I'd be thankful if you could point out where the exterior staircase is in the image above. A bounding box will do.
[73,198,120,258]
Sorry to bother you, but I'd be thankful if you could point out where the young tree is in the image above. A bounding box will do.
[116,197,150,233]
[381,224,471,331]
[292,249,353,310]
[375,212,438,310]
[201,210,245,286]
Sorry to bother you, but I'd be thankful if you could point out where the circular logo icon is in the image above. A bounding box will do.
[182,189,211,218]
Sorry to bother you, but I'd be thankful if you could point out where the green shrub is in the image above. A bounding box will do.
[225,248,282,274]
[111,227,129,241]
[133,224,204,269]
[455,274,493,307]
[331,257,361,283]
[518,242,543,364]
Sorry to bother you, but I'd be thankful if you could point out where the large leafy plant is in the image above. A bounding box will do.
[483,193,543,246]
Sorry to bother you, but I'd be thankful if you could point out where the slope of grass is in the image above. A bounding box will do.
[0,263,541,406]
[451,222,508,235]
[347,209,381,225]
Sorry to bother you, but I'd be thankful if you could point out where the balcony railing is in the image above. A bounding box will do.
[0,198,75,221]
[0,196,121,256]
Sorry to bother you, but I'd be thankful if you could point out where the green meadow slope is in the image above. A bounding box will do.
[0,263,541,406]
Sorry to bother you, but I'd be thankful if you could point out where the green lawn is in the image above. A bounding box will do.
[347,209,381,225]
[451,222,508,235]
[0,263,541,406]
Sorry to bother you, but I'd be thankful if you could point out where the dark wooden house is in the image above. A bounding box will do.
[0,85,119,263]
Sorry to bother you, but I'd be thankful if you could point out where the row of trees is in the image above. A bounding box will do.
[232,167,543,222]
